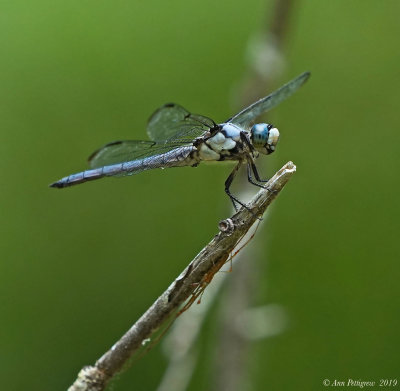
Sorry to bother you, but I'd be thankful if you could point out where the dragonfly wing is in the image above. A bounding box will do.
[147,103,215,142]
[227,71,311,127]
[88,140,189,169]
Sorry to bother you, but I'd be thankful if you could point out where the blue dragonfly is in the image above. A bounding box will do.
[50,72,310,210]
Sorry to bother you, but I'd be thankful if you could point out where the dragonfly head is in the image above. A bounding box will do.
[250,123,280,155]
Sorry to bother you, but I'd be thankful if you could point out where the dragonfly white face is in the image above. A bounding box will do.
[250,123,280,155]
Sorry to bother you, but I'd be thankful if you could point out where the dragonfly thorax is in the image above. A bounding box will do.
[250,123,279,155]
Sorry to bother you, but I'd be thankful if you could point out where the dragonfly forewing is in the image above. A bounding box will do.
[227,71,310,127]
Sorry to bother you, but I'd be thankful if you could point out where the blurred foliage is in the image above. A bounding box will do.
[1,0,399,390]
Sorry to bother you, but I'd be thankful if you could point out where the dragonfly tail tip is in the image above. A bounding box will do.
[49,181,63,189]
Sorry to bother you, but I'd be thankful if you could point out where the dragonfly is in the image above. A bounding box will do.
[50,71,310,210]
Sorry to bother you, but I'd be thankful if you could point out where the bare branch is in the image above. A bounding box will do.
[67,161,296,391]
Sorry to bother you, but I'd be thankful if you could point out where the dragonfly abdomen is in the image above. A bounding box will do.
[49,166,116,188]
[50,145,196,188]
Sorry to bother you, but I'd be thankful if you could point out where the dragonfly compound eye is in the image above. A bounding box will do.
[251,123,279,155]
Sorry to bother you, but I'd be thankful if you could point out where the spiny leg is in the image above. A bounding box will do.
[248,161,278,195]
[225,162,262,220]
[239,133,270,187]
[247,162,265,189]
[225,162,249,211]
[250,161,269,183]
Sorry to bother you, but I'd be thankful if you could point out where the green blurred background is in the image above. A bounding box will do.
[1,0,399,390]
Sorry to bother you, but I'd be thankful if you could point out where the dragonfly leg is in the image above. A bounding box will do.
[250,161,269,183]
[240,134,270,187]
[248,161,278,194]
[246,162,266,189]
[225,162,262,221]
[225,162,247,211]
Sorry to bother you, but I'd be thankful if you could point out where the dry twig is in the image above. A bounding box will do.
[68,161,296,391]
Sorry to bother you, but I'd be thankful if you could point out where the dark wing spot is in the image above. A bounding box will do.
[87,140,123,163]
[147,103,177,124]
